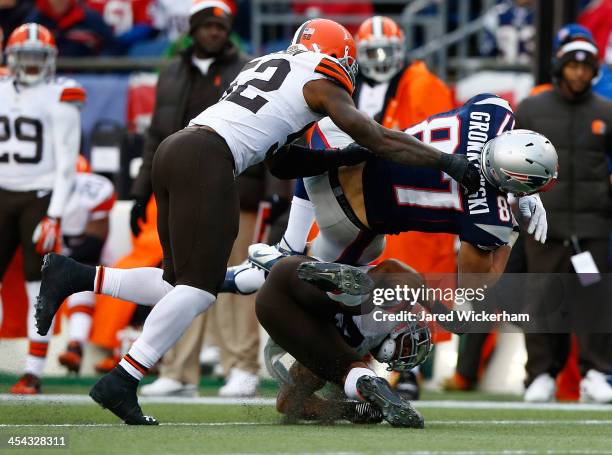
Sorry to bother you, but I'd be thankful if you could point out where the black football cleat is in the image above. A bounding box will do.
[36,253,94,336]
[348,401,384,424]
[356,376,424,428]
[297,261,375,296]
[89,368,158,426]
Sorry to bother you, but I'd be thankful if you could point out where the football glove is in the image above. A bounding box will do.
[130,196,149,237]
[519,194,547,244]
[32,216,61,254]
[439,154,481,195]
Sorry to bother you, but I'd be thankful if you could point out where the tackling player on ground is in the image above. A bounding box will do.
[239,94,557,426]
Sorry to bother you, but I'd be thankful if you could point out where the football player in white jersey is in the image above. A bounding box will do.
[36,18,481,425]
[10,158,115,392]
[56,158,115,375]
[0,24,83,394]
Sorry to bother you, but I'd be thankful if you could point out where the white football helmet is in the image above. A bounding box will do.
[481,129,559,195]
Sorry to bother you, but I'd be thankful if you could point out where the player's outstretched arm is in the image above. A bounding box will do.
[266,142,369,179]
[303,79,480,194]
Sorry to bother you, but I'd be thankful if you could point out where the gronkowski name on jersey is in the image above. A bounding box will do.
[190,48,354,175]
[310,93,517,250]
[0,76,85,192]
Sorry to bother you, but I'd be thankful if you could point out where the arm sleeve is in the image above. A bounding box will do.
[266,144,333,179]
[266,143,368,179]
[46,102,81,218]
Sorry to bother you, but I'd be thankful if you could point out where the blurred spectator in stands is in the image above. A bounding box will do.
[0,0,35,41]
[148,0,190,43]
[149,0,235,43]
[481,0,534,64]
[85,0,156,54]
[292,1,373,34]
[27,0,115,56]
[516,29,612,404]
[127,0,255,397]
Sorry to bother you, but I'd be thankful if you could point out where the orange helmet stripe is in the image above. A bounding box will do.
[7,23,56,49]
[356,16,403,42]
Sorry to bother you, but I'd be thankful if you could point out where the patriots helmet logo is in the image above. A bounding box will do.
[500,168,551,189]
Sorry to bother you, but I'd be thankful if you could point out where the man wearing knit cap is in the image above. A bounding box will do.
[131,0,255,398]
[516,24,612,404]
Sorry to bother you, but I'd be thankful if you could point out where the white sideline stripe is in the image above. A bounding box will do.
[1,420,612,428]
[417,400,612,411]
[0,394,276,406]
[1,394,611,411]
[233,452,612,455]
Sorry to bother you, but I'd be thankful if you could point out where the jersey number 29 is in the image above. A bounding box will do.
[0,116,43,164]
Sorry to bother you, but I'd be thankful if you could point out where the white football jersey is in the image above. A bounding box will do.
[0,76,84,192]
[62,173,115,237]
[190,50,354,175]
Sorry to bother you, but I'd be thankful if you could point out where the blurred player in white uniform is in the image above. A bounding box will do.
[0,24,84,394]
[56,158,116,375]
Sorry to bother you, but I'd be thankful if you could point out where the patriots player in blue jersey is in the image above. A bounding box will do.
[226,94,558,427]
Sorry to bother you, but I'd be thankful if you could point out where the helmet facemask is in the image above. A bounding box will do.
[357,37,404,83]
[373,320,432,372]
[333,48,358,86]
[8,46,56,86]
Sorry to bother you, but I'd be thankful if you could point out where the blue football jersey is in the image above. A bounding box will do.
[311,93,518,250]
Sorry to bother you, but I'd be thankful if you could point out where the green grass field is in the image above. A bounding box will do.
[0,376,611,454]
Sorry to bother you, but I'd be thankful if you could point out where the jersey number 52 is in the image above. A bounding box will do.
[222,58,291,114]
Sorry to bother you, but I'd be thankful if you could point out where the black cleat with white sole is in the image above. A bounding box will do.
[35,253,94,336]
[348,401,384,424]
[89,368,158,426]
[297,261,375,296]
[356,375,424,428]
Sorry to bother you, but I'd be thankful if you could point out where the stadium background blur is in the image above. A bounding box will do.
[0,0,610,401]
